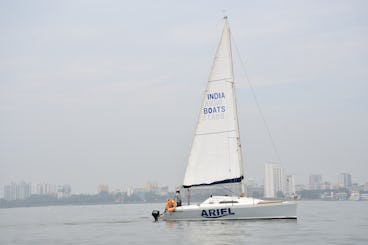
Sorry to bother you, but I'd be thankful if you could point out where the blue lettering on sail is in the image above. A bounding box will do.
[201,208,235,218]
[203,92,226,119]
[203,106,225,114]
[207,92,225,100]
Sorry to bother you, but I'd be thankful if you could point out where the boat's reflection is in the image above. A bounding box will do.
[165,219,297,228]
[165,219,297,244]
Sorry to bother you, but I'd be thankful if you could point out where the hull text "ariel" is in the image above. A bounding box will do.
[201,208,235,218]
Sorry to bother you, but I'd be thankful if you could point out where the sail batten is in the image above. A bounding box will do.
[195,129,236,136]
[182,18,244,189]
[208,78,233,83]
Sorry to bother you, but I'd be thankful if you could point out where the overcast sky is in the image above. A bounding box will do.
[1,0,367,195]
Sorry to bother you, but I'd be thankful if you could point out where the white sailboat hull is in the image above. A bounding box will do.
[162,196,297,221]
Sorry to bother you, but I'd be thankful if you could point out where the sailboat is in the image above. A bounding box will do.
[155,17,297,221]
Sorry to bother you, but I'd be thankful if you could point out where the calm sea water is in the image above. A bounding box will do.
[0,201,367,244]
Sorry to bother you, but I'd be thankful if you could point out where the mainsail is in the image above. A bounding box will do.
[183,18,244,189]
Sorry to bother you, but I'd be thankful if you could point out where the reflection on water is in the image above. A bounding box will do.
[165,219,298,244]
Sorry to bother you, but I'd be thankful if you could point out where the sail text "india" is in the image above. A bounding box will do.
[207,92,225,100]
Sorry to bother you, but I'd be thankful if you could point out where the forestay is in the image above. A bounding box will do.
[183,18,244,188]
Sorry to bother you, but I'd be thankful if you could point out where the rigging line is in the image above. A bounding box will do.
[220,185,236,195]
[231,36,283,166]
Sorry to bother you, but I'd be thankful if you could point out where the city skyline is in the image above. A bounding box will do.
[1,165,365,196]
[2,170,366,198]
[3,171,368,204]
[1,1,367,194]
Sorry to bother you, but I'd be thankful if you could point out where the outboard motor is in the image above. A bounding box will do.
[152,210,160,222]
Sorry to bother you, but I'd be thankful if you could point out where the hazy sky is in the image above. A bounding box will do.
[1,0,367,194]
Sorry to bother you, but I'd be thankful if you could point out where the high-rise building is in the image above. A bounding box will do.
[338,173,352,189]
[264,163,286,198]
[3,181,31,201]
[285,175,296,195]
[321,181,332,190]
[264,164,274,198]
[145,181,159,192]
[35,183,56,195]
[57,185,72,199]
[309,174,322,190]
[97,184,109,194]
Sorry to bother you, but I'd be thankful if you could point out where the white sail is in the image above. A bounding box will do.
[183,18,244,188]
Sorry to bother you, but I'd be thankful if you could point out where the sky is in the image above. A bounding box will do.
[1,0,367,195]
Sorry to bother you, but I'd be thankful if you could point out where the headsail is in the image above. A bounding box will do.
[183,18,244,189]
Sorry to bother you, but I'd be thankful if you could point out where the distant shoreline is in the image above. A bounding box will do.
[0,192,173,209]
[2,189,367,209]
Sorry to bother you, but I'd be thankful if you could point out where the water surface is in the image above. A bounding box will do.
[0,201,367,244]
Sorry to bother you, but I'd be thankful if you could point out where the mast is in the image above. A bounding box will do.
[225,16,246,196]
